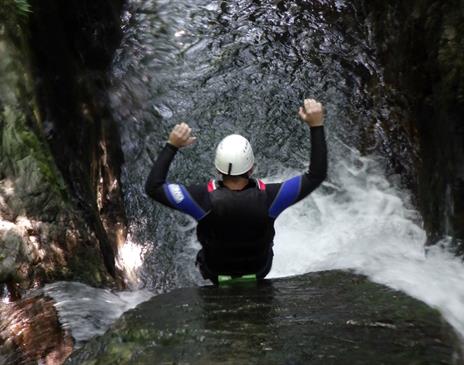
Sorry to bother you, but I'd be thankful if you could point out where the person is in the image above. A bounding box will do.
[145,99,327,284]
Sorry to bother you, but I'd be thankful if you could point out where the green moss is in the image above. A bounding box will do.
[14,0,32,17]
[0,22,70,205]
[0,0,31,31]
[0,0,121,289]
[100,342,137,365]
[0,30,105,285]
[1,106,69,202]
[66,244,108,287]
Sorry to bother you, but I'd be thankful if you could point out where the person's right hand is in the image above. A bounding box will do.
[298,99,324,127]
[168,122,197,148]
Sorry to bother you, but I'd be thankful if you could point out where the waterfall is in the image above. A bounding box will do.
[50,0,464,345]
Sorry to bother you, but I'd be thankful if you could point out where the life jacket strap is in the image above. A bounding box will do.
[207,179,217,192]
[206,179,266,191]
[256,179,266,191]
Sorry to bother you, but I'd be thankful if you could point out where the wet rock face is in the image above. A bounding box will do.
[361,0,464,250]
[0,30,112,291]
[0,295,73,365]
[27,0,128,281]
[66,271,462,365]
[0,0,127,293]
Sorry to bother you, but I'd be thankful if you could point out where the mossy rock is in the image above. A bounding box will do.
[0,18,118,289]
[66,271,462,365]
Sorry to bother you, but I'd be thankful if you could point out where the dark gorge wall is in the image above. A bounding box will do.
[0,0,126,297]
[27,0,128,280]
[362,0,464,251]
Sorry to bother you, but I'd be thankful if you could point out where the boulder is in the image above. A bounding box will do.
[66,271,463,365]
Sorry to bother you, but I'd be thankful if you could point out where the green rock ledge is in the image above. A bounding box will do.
[66,270,463,365]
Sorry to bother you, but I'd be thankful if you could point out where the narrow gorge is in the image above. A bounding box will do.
[0,0,463,364]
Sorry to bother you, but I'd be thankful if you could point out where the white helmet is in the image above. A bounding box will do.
[214,134,254,176]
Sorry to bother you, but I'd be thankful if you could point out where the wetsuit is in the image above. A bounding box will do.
[145,126,327,283]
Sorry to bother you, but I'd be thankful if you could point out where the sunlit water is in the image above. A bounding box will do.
[51,0,464,347]
[44,282,152,348]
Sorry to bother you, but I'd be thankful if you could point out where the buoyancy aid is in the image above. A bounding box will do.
[196,179,275,276]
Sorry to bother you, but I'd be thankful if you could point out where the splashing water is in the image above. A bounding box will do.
[174,141,464,339]
[44,282,152,347]
[266,144,464,339]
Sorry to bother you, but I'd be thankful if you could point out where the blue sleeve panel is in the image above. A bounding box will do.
[268,175,302,219]
[163,183,208,221]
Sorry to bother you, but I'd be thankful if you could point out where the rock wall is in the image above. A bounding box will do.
[27,0,128,273]
[0,295,73,365]
[0,0,126,296]
[361,0,464,251]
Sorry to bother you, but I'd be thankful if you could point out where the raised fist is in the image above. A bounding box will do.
[298,99,323,127]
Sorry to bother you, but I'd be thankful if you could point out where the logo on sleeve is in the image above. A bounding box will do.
[168,184,184,204]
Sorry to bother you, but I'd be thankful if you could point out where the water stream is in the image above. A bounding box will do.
[51,0,464,347]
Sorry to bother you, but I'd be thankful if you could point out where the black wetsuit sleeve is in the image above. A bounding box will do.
[300,126,327,196]
[145,143,179,205]
[145,143,210,220]
[266,126,327,218]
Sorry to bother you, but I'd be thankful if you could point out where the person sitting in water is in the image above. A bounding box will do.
[145,99,327,284]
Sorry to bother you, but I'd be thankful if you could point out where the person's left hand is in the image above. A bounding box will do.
[168,122,197,148]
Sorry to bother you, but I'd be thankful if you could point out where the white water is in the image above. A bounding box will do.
[267,143,464,340]
[48,149,464,351]
[49,143,464,348]
[44,282,152,347]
